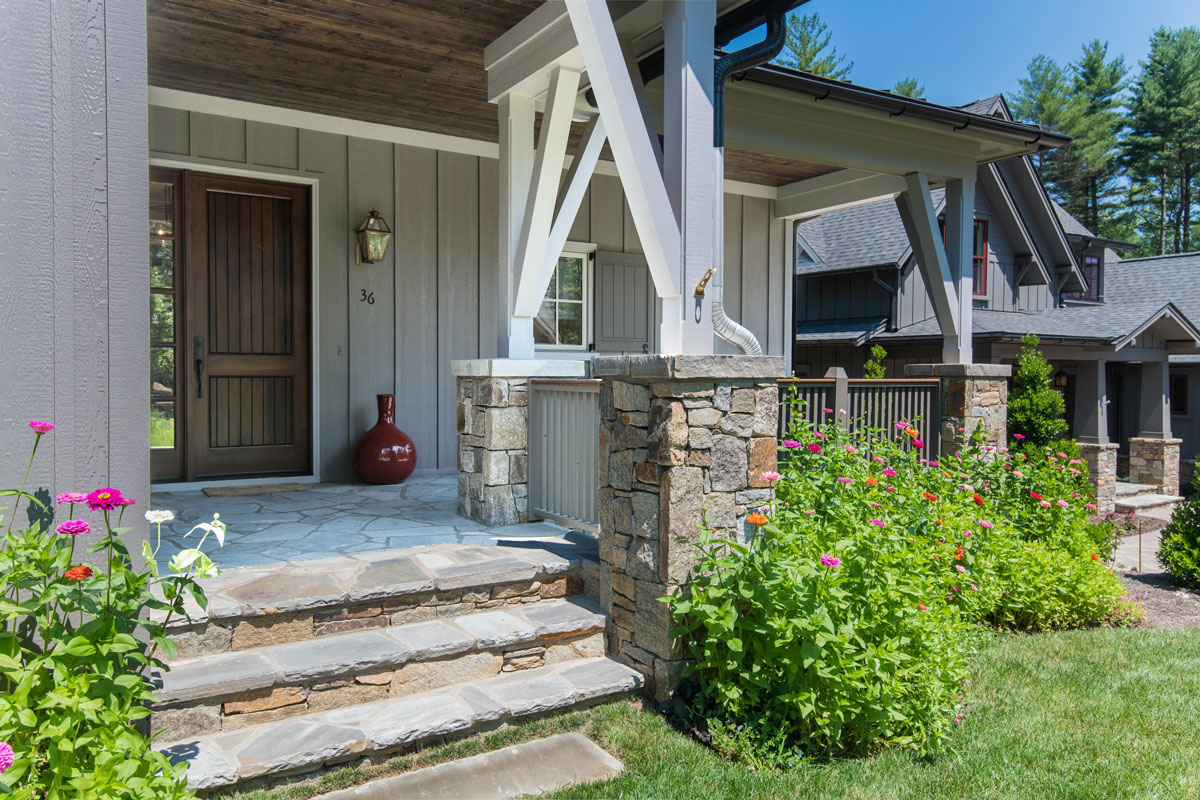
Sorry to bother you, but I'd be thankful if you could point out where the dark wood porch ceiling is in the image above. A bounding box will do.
[147,0,835,187]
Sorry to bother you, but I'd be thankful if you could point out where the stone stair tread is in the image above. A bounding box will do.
[1115,482,1159,497]
[150,541,598,629]
[1116,493,1182,509]
[159,657,644,790]
[154,597,606,706]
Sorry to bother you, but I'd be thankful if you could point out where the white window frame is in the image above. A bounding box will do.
[535,242,595,352]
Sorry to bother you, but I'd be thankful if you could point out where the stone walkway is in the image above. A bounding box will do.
[151,474,573,569]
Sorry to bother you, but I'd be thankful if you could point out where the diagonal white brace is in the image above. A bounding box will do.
[894,172,961,354]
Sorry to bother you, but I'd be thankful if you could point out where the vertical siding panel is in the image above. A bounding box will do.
[394,144,439,471]
[148,106,190,155]
[438,152,480,469]
[569,184,591,242]
[720,193,742,355]
[768,204,785,357]
[478,157,499,359]
[347,137,397,436]
[622,197,643,253]
[247,121,300,170]
[740,196,770,349]
[299,130,350,479]
[590,175,623,251]
[190,112,247,163]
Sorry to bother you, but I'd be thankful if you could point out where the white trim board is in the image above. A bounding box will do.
[148,87,778,200]
[149,157,323,484]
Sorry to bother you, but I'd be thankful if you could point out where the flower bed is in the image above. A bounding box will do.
[667,406,1140,764]
[0,422,221,798]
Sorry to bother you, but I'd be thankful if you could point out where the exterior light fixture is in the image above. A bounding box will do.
[355,209,392,264]
[1054,372,1069,389]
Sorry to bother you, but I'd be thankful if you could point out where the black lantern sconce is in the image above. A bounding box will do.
[356,209,392,264]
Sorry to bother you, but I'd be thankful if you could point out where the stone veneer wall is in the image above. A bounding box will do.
[1078,442,1119,512]
[594,355,785,701]
[905,364,1011,454]
[457,376,531,526]
[1128,437,1182,495]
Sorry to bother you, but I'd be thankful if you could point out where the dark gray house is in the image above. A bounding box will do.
[790,94,1200,501]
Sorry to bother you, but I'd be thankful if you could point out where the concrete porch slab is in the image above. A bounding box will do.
[151,473,581,568]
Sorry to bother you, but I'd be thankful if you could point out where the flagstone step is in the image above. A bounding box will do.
[1115,481,1160,498]
[150,597,608,742]
[159,657,644,792]
[157,542,599,659]
[1115,492,1182,513]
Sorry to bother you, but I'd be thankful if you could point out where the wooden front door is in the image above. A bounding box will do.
[168,172,311,480]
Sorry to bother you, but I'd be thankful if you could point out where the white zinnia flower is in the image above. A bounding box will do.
[145,509,175,524]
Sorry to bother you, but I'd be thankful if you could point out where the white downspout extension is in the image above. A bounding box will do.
[711,146,763,355]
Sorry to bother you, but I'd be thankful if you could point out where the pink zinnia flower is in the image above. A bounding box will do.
[1057,452,1068,459]
[822,407,833,414]
[28,420,54,434]
[85,488,125,511]
[1013,433,1025,440]
[929,460,940,467]
[819,554,841,568]
[868,502,883,508]
[978,520,994,529]
[1014,471,1024,477]
[56,492,86,506]
[912,439,925,448]
[844,445,857,454]
[782,439,801,448]
[873,456,886,463]
[807,443,821,454]
[56,520,89,537]
[895,420,910,430]
[117,495,136,507]
[760,471,781,482]
[882,468,898,477]
[1085,503,1098,511]
[1039,500,1052,508]
[1069,459,1082,466]
[1057,499,1069,508]
[955,565,967,573]
[869,519,886,527]
[814,431,825,439]
[963,530,972,537]
[0,741,12,775]
[836,476,853,484]
[803,509,816,515]
[886,487,896,493]
[971,584,978,591]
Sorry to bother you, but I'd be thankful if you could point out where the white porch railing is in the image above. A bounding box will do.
[528,379,601,532]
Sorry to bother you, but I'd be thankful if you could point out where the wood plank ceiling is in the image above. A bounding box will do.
[147,0,835,187]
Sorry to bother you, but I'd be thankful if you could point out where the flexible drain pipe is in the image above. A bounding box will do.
[709,5,788,355]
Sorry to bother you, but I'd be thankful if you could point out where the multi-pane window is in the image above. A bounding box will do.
[1067,255,1102,302]
[149,177,179,451]
[937,216,989,296]
[534,253,588,348]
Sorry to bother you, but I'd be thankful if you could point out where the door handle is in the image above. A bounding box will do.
[194,336,205,398]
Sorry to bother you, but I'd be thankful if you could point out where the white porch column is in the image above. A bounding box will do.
[942,177,976,364]
[497,94,535,358]
[662,0,716,353]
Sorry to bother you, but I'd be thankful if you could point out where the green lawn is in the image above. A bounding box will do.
[229,627,1200,800]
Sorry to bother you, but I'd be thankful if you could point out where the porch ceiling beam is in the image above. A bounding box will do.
[567,1,681,314]
[509,66,582,357]
[775,169,907,219]
[484,2,582,103]
[894,172,962,359]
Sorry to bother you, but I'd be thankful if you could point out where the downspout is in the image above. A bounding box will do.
[709,5,788,355]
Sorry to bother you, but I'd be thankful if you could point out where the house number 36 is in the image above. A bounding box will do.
[360,290,375,305]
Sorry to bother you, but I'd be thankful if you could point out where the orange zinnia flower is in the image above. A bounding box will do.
[65,565,93,582]
[865,477,879,486]
[746,512,768,526]
[904,427,920,438]
[954,546,965,561]
[922,491,938,502]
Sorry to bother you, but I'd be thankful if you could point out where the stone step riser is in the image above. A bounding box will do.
[152,629,604,743]
[161,657,645,792]
[168,574,586,660]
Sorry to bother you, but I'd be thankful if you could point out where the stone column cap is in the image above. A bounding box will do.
[904,363,1012,378]
[1076,441,1120,450]
[1128,436,1184,444]
[451,359,588,378]
[593,354,786,380]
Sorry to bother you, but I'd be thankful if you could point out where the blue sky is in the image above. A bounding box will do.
[729,0,1200,108]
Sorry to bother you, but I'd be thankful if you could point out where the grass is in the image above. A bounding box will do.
[229,627,1200,800]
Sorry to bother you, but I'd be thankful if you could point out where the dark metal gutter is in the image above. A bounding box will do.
[740,64,1073,153]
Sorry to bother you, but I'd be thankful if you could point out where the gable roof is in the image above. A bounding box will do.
[1107,252,1200,324]
[795,198,914,275]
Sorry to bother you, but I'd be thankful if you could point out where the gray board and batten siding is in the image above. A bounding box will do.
[0,0,150,550]
[149,105,790,480]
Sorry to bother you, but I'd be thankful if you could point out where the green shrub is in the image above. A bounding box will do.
[0,422,223,798]
[1159,473,1200,590]
[667,404,1138,762]
[862,344,887,379]
[1008,333,1068,446]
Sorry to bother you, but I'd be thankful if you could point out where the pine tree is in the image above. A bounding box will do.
[1007,334,1068,446]
[891,77,925,99]
[1125,27,1200,255]
[777,12,853,80]
[1012,56,1073,199]
[1061,41,1128,236]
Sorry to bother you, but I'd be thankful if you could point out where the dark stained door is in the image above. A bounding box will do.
[184,174,311,479]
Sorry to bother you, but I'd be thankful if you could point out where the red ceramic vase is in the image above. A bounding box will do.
[353,394,417,484]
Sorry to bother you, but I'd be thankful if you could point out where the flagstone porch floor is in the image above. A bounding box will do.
[151,474,578,569]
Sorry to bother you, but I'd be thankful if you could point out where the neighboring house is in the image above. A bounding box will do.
[791,94,1200,484]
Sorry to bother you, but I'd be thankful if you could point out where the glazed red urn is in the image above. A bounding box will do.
[353,394,417,484]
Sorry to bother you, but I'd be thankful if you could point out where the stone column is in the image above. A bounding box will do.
[1074,359,1119,511]
[904,363,1012,454]
[594,354,785,701]
[452,359,586,526]
[1130,360,1182,494]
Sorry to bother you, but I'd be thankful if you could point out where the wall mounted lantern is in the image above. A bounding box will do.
[356,209,392,264]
